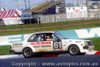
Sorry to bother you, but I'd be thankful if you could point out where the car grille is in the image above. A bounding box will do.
[85,41,93,46]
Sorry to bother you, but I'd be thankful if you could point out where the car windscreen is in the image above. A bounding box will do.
[54,32,68,39]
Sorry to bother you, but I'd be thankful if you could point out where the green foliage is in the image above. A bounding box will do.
[0,46,12,55]
[87,38,100,50]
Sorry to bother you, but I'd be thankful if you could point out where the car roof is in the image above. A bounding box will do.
[33,31,55,34]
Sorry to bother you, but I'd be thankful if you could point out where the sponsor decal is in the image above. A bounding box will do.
[74,9,80,12]
[58,49,63,51]
[75,41,81,43]
[31,41,51,45]
[12,45,23,48]
[33,46,40,48]
[64,40,72,43]
[41,45,51,47]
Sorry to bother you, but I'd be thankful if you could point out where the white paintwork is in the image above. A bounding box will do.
[86,50,97,55]
[0,55,24,59]
[10,31,94,55]
[66,6,88,19]
[75,28,100,38]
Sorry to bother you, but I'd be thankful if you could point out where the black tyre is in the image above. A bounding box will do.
[23,47,33,58]
[68,45,80,55]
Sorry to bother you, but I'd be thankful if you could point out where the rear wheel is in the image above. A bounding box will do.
[68,45,80,55]
[23,47,33,58]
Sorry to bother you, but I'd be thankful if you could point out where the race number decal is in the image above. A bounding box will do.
[53,42,62,49]
[54,42,59,49]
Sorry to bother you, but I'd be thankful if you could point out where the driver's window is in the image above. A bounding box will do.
[45,33,59,41]
[52,34,57,39]
[52,34,59,41]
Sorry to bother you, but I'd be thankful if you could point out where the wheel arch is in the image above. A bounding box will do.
[68,44,81,52]
[23,46,34,53]
[23,47,34,58]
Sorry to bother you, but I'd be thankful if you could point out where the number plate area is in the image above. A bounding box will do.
[40,50,45,52]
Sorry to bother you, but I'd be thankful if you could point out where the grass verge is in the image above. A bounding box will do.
[87,37,100,50]
[0,46,12,55]
[0,19,100,35]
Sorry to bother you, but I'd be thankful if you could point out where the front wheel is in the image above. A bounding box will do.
[68,45,80,55]
[23,47,33,58]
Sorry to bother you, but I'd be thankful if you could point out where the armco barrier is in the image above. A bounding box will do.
[0,55,100,67]
[0,27,100,46]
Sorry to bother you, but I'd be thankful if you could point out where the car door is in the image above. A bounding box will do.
[27,34,45,52]
[37,33,53,52]
[42,33,62,52]
[52,34,63,51]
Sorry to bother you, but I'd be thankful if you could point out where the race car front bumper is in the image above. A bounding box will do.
[9,50,15,53]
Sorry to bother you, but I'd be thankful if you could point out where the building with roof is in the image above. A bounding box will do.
[0,9,23,26]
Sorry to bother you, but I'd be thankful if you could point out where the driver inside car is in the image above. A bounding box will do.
[46,34,55,41]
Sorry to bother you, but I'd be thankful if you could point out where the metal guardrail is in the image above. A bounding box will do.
[0,55,100,67]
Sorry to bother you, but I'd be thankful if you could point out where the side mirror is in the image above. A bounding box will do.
[54,38,61,41]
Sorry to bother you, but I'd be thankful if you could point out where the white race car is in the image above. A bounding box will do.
[10,31,94,58]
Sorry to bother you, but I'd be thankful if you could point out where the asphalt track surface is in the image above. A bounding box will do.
[0,54,100,67]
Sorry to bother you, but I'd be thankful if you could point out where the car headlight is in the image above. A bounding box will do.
[84,41,93,46]
[84,41,88,46]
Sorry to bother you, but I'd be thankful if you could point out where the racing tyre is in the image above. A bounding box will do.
[68,45,80,55]
[23,47,33,58]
